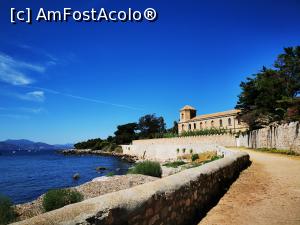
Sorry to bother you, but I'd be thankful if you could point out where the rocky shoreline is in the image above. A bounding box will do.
[15,174,158,221]
[57,149,138,163]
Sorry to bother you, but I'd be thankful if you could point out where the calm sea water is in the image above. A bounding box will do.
[0,150,131,204]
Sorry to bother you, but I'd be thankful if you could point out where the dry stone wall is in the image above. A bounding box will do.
[13,151,250,225]
[237,122,300,153]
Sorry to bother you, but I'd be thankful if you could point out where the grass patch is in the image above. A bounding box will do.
[43,189,83,212]
[163,161,186,168]
[184,155,223,169]
[106,172,115,177]
[0,194,17,225]
[191,154,199,162]
[253,148,299,155]
[127,161,162,178]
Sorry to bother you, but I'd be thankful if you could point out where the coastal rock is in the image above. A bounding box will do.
[73,173,80,180]
[58,149,138,163]
[96,166,107,171]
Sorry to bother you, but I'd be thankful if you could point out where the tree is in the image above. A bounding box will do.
[236,46,300,129]
[114,123,138,144]
[167,121,178,134]
[138,114,166,139]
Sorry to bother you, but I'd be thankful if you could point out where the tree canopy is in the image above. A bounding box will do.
[74,114,169,149]
[236,46,300,129]
[138,114,166,139]
[114,123,138,145]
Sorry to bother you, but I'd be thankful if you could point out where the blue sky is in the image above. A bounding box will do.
[0,0,299,144]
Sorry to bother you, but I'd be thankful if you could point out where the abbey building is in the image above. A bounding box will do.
[178,105,248,134]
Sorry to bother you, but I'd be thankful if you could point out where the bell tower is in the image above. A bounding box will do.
[180,105,197,122]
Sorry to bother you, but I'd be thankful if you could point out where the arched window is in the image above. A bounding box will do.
[182,124,184,130]
[228,118,232,126]
[200,122,203,129]
[219,119,223,127]
[211,120,214,127]
[181,113,184,120]
[188,124,191,130]
[237,118,241,125]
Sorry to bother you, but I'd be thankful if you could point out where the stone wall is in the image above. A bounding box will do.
[122,135,236,161]
[13,151,250,225]
[237,122,300,154]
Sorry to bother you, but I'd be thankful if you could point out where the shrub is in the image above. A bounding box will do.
[189,149,193,154]
[182,148,186,153]
[255,148,298,156]
[106,172,115,177]
[191,154,199,161]
[128,161,162,178]
[163,161,186,168]
[0,194,16,225]
[43,189,83,212]
[180,128,228,137]
[176,148,180,154]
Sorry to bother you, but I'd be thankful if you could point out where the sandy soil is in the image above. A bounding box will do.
[199,149,300,225]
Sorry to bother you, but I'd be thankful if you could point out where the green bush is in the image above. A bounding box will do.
[128,161,162,178]
[180,128,228,137]
[191,154,199,161]
[182,148,186,153]
[43,189,83,212]
[106,172,115,177]
[0,194,16,225]
[163,161,186,168]
[255,148,298,155]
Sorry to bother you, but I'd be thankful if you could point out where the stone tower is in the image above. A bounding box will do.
[180,105,197,122]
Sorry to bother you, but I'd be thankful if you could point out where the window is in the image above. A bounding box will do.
[188,124,191,130]
[182,124,184,130]
[228,118,232,126]
[237,118,241,125]
[194,123,196,129]
[181,113,184,120]
[200,122,203,129]
[219,119,223,127]
[211,120,214,127]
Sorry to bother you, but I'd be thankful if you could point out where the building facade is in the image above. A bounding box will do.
[178,105,248,134]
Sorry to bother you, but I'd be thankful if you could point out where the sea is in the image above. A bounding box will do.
[0,150,131,204]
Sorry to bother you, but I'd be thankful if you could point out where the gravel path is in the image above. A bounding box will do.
[199,149,300,225]
[15,174,158,221]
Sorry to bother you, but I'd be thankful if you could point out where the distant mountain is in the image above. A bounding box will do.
[0,139,73,151]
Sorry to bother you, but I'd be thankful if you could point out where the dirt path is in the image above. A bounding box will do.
[199,149,300,225]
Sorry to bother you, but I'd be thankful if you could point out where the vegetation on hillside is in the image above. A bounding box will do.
[236,46,300,130]
[74,114,172,150]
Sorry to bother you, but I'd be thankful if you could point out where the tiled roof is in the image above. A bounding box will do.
[188,109,240,121]
[180,105,196,111]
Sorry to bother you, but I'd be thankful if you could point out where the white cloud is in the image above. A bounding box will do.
[0,53,45,86]
[22,91,45,102]
[12,91,45,102]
